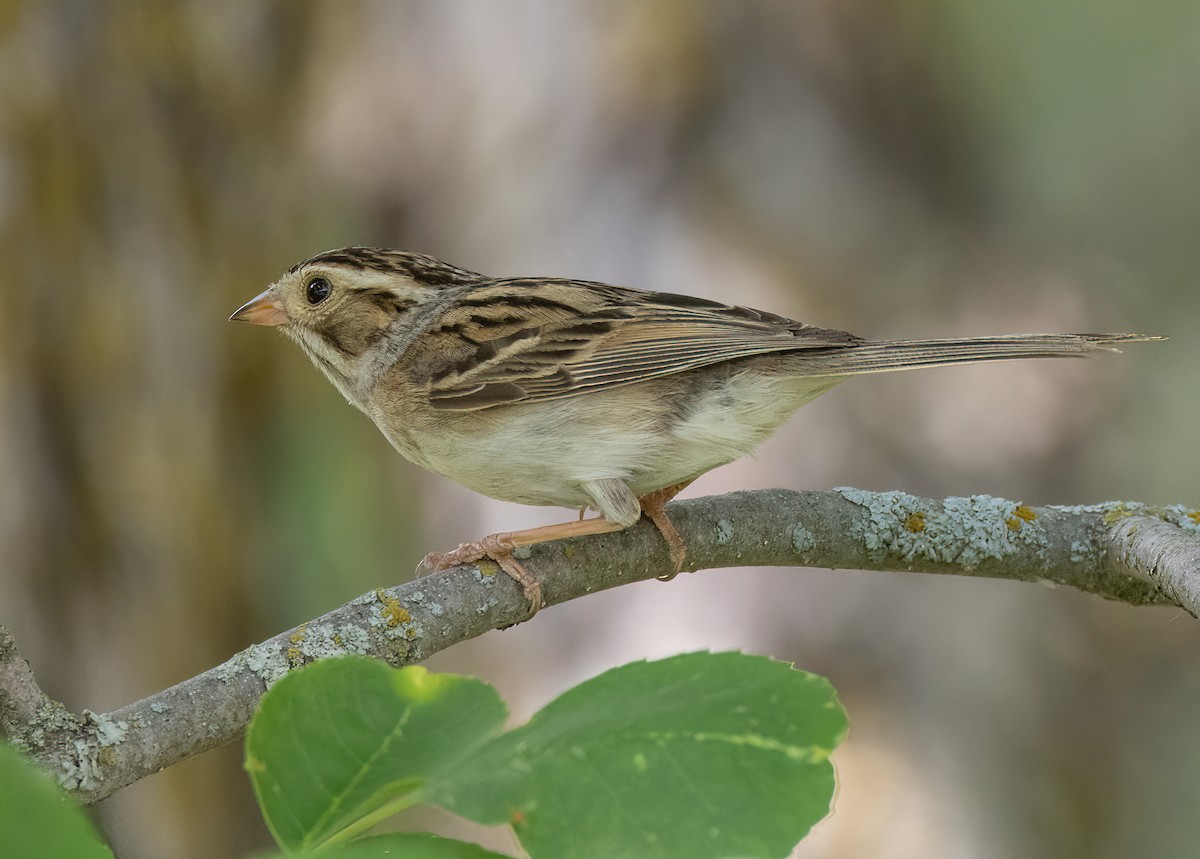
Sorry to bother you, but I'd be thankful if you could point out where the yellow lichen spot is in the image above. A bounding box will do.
[287,624,307,665]
[1188,511,1200,525]
[1103,506,1134,525]
[1007,505,1037,530]
[375,589,411,628]
[903,511,926,533]
[476,559,500,577]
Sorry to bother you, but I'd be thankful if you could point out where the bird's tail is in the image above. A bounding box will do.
[796,333,1164,377]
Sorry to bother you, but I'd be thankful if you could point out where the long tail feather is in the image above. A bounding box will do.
[797,333,1165,377]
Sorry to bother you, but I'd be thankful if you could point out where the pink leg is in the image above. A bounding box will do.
[637,480,695,581]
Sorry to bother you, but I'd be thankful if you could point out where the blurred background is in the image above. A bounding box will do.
[0,2,1197,857]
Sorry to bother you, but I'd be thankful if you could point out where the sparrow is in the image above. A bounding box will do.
[232,247,1161,616]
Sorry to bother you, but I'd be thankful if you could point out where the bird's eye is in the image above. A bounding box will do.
[306,277,332,305]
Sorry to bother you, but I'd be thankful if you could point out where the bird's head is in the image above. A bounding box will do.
[231,247,482,404]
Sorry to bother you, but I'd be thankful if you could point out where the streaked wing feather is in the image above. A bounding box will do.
[420,279,859,410]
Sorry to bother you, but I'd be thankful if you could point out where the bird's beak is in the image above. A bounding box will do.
[230,288,288,326]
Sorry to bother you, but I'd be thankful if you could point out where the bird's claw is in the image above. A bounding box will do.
[420,534,543,619]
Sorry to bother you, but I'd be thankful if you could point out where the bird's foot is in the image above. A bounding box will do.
[422,515,630,619]
[423,533,544,619]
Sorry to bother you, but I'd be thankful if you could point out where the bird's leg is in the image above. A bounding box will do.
[422,516,628,618]
[638,479,695,581]
[423,480,694,616]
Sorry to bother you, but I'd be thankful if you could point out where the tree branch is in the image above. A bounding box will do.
[2,488,1198,804]
[1108,515,1200,613]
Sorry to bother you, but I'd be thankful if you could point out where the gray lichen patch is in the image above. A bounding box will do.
[1070,539,1097,565]
[214,641,290,688]
[790,525,816,554]
[1053,501,1200,534]
[1145,503,1200,535]
[715,518,734,545]
[245,642,290,686]
[15,700,80,753]
[1168,506,1200,535]
[359,590,426,657]
[59,737,105,792]
[836,488,1049,570]
[54,711,130,792]
[85,710,129,747]
[292,623,371,662]
[473,566,499,586]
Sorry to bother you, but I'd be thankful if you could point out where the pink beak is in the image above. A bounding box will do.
[230,288,288,327]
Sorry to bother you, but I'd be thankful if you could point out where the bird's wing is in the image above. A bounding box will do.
[412,278,861,410]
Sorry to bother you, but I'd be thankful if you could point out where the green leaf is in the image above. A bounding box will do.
[248,652,845,859]
[246,657,507,853]
[434,651,846,859]
[0,742,113,859]
[257,832,513,858]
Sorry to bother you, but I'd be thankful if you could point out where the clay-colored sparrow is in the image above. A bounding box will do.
[232,247,1160,616]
